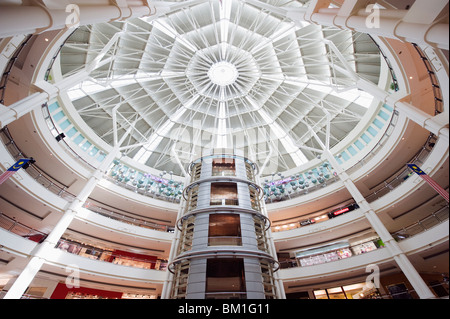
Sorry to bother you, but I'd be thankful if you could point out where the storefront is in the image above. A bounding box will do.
[296,242,352,267]
[50,283,123,299]
[294,238,383,267]
[313,283,382,299]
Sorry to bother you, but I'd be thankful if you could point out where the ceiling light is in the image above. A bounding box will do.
[208,61,239,86]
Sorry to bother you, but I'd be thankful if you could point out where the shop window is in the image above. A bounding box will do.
[208,214,242,246]
[342,283,381,299]
[206,258,246,299]
[286,291,310,299]
[387,283,413,299]
[210,182,238,206]
[313,290,328,299]
[212,158,236,176]
[326,287,347,299]
[314,284,382,299]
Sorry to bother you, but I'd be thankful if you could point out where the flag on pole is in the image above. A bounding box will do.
[407,163,449,202]
[0,159,31,185]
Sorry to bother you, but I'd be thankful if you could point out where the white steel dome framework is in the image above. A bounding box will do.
[0,0,448,302]
[55,0,383,178]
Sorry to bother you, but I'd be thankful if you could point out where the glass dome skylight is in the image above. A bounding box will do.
[55,0,383,178]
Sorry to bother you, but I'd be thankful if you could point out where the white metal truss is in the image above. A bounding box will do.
[54,0,383,177]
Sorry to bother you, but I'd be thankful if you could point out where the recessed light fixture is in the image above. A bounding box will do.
[208,61,239,86]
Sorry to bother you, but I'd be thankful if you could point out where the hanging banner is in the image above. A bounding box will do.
[407,163,449,202]
[0,159,32,185]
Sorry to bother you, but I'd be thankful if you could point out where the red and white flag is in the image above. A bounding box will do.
[407,163,449,202]
[0,170,16,184]
[0,159,32,185]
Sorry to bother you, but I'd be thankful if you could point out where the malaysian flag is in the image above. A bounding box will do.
[0,159,32,185]
[407,163,449,202]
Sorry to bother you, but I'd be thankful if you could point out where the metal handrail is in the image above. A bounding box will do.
[55,237,168,270]
[267,109,400,204]
[271,133,438,232]
[83,201,174,233]
[0,35,33,105]
[0,127,175,232]
[279,206,449,269]
[0,212,48,242]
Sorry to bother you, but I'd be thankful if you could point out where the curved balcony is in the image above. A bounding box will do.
[41,101,184,204]
[279,217,449,283]
[271,132,440,233]
[0,126,178,231]
[0,213,169,285]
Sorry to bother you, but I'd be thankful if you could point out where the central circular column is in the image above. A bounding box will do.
[167,150,279,299]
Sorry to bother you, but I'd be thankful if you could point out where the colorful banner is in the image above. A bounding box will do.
[0,159,31,185]
[407,163,449,202]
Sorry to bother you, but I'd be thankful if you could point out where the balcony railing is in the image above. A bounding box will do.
[205,292,247,299]
[0,212,168,271]
[208,236,242,246]
[210,199,239,206]
[278,205,449,269]
[0,127,175,233]
[271,133,439,233]
[0,212,48,243]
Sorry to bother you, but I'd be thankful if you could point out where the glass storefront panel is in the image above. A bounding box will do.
[327,287,347,299]
[313,290,328,299]
[313,283,382,299]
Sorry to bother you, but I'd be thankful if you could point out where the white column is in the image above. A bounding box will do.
[3,114,138,299]
[321,148,436,299]
[297,116,436,298]
[3,141,124,299]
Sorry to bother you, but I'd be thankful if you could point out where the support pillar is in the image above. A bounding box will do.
[167,150,280,299]
[297,114,436,299]
[331,64,449,142]
[3,145,122,299]
[0,45,115,128]
[322,149,436,299]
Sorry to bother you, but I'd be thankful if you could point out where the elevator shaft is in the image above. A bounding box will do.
[168,153,279,299]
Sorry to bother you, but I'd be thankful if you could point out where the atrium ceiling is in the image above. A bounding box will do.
[55,0,383,177]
